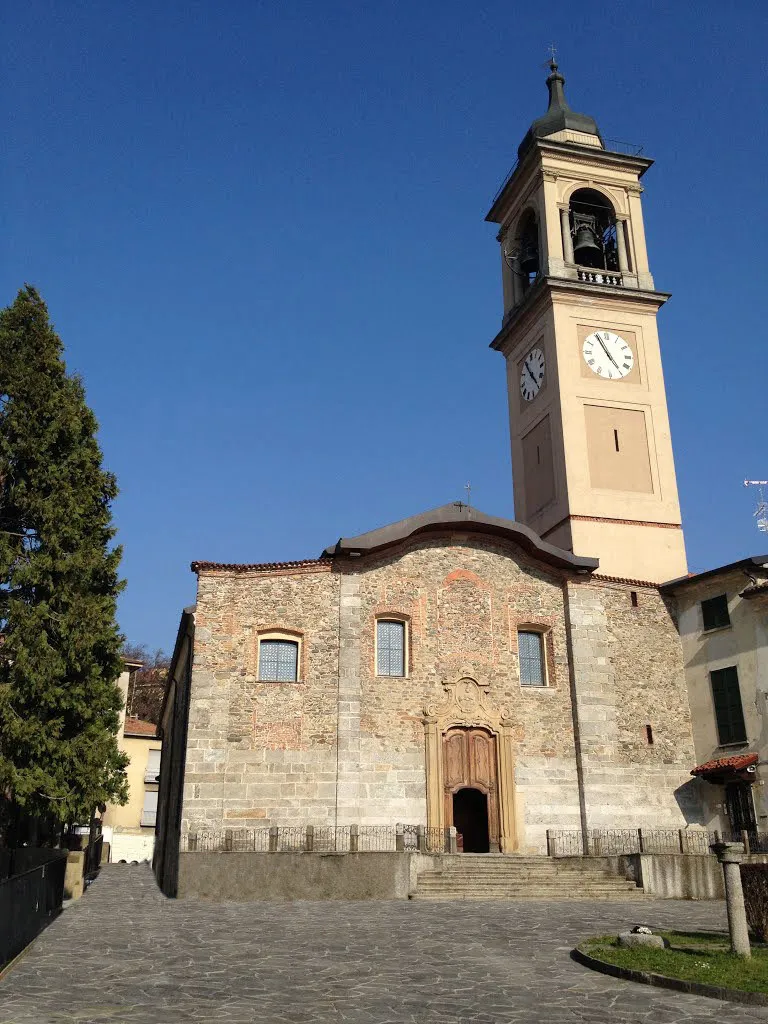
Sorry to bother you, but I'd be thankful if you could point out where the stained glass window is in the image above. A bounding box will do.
[518,631,545,686]
[377,620,405,677]
[259,639,299,681]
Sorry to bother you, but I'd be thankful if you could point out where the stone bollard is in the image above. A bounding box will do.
[711,841,751,957]
[448,826,458,855]
[350,824,359,854]
[305,825,314,853]
[269,826,278,853]
[417,824,427,854]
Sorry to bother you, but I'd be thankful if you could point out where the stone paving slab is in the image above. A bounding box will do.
[2,864,768,1023]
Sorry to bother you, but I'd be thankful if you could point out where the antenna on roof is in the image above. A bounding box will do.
[744,479,768,533]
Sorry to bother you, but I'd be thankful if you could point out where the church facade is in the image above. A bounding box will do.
[154,63,709,892]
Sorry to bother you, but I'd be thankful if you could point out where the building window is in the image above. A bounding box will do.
[376,620,406,677]
[702,594,730,631]
[258,639,299,681]
[144,748,161,784]
[518,630,546,686]
[711,666,747,746]
[141,789,158,828]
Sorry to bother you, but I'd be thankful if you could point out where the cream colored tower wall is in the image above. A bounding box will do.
[548,292,686,582]
[492,139,687,582]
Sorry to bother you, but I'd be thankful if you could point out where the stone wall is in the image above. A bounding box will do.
[182,565,340,834]
[354,536,583,847]
[176,851,431,901]
[178,534,698,852]
[567,579,697,831]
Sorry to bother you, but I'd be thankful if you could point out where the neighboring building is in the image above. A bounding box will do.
[102,659,162,863]
[152,62,750,894]
[662,557,768,835]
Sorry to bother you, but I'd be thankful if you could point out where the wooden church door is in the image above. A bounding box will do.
[443,727,500,852]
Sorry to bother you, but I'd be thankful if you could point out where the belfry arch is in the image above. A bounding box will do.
[422,678,519,853]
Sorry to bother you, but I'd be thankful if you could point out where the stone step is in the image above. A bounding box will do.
[422,868,632,880]
[415,878,640,890]
[411,891,650,900]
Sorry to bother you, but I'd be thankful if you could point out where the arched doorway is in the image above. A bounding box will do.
[453,788,490,852]
[443,726,500,852]
[423,678,519,853]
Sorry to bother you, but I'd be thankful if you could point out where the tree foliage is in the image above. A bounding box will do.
[122,643,170,725]
[0,286,128,833]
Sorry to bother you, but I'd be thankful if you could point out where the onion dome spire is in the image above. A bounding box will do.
[517,59,603,159]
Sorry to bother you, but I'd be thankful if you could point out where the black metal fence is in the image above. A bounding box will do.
[181,824,454,855]
[0,849,66,968]
[546,828,768,857]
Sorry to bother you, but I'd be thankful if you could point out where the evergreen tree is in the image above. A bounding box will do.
[0,286,128,839]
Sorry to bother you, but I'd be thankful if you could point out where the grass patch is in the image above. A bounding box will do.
[579,932,768,994]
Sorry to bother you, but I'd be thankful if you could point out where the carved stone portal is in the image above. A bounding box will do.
[423,678,518,853]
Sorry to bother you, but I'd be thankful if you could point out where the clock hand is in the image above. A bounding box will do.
[597,336,620,369]
[525,362,538,387]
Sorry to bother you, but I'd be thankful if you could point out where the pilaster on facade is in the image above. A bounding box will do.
[336,574,362,825]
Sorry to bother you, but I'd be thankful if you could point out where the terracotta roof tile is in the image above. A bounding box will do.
[124,717,158,738]
[192,558,332,573]
[691,752,758,776]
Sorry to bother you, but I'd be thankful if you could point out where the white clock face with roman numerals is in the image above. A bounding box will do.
[582,331,634,380]
[519,346,545,401]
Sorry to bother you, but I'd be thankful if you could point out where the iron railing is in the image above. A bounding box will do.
[546,828,768,857]
[0,850,66,967]
[181,824,453,854]
[84,834,104,878]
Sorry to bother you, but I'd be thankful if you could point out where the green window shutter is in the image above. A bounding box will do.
[711,666,747,745]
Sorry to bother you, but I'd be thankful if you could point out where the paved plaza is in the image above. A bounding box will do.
[2,864,768,1023]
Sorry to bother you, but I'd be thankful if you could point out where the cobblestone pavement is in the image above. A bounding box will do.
[2,864,768,1024]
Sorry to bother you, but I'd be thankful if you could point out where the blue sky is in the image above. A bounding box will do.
[3,1,767,653]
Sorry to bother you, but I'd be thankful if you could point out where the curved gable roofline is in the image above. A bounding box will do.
[321,503,598,574]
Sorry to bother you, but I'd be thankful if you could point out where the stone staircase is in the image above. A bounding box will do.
[410,854,647,900]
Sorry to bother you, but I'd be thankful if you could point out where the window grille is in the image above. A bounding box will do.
[259,639,299,681]
[377,620,405,676]
[518,630,545,686]
[711,666,747,746]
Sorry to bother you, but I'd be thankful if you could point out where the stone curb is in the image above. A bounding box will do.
[571,946,768,1007]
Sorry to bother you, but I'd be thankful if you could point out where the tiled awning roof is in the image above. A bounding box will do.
[691,752,758,777]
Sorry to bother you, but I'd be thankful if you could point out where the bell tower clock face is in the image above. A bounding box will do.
[582,330,634,379]
[519,346,546,401]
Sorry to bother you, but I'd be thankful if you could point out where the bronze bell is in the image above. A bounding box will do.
[519,243,539,276]
[573,218,602,268]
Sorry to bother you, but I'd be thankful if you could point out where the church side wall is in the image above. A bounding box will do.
[180,567,341,836]
[566,579,698,831]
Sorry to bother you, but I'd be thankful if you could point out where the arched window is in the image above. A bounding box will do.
[516,210,540,291]
[569,188,617,271]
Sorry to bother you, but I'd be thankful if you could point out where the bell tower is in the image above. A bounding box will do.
[487,61,687,583]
